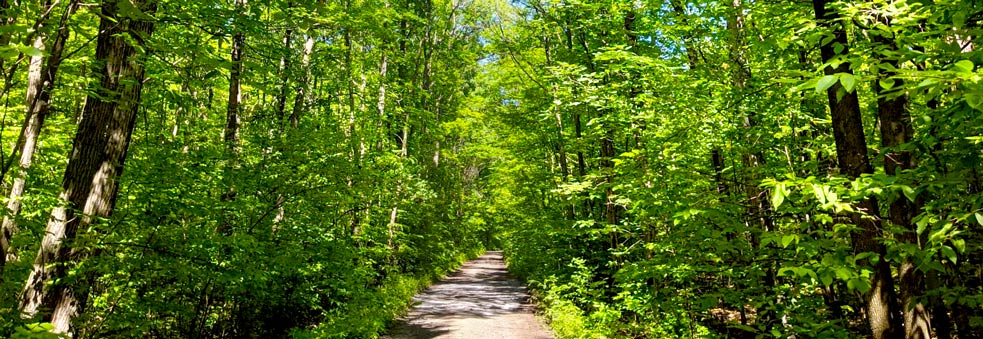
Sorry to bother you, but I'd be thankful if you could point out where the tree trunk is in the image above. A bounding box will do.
[221,0,246,231]
[18,1,157,334]
[669,0,700,69]
[812,0,903,338]
[275,27,293,124]
[0,0,78,274]
[225,0,245,151]
[376,51,388,151]
[872,18,931,339]
[291,34,315,130]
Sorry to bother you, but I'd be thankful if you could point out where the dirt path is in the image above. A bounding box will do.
[383,251,554,339]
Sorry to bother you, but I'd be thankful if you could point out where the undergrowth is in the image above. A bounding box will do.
[292,249,483,339]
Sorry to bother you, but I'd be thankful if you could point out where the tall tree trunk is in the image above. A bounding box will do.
[221,0,246,230]
[343,27,364,236]
[275,27,293,125]
[291,34,315,130]
[812,1,903,338]
[669,0,700,69]
[870,11,931,339]
[18,1,157,334]
[376,50,388,151]
[0,0,78,273]
[226,1,244,151]
[398,14,411,157]
[728,0,777,326]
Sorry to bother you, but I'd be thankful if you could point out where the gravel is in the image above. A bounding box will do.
[383,251,555,339]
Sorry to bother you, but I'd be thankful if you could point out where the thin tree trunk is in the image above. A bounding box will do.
[669,0,700,69]
[376,51,388,151]
[222,0,246,212]
[291,34,315,130]
[871,12,931,339]
[18,1,156,334]
[343,25,363,236]
[226,19,243,150]
[0,0,78,273]
[812,1,903,338]
[275,27,293,124]
[398,14,411,157]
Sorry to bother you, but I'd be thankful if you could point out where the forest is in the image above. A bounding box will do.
[0,0,980,338]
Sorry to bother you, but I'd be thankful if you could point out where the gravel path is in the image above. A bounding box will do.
[383,251,554,339]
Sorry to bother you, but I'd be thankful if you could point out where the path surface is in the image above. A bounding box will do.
[384,251,554,339]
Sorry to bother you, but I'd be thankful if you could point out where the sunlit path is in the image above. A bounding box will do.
[384,251,553,339]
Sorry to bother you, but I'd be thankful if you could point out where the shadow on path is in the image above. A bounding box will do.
[383,251,554,339]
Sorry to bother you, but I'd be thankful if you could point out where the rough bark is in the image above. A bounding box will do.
[376,51,388,151]
[1,0,78,274]
[291,34,315,130]
[221,0,246,229]
[225,0,245,151]
[812,0,903,338]
[18,1,156,334]
[275,27,293,124]
[871,14,931,339]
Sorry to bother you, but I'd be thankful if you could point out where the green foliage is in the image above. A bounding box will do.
[2,0,983,337]
[483,0,983,337]
[0,0,496,337]
[9,323,67,339]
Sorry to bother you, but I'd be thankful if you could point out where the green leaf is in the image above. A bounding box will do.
[954,60,975,73]
[954,10,968,28]
[953,239,966,253]
[847,277,872,293]
[967,93,983,110]
[834,267,852,281]
[975,213,983,227]
[17,45,43,57]
[900,185,917,202]
[819,272,833,286]
[942,245,957,264]
[916,78,938,88]
[916,218,929,235]
[840,74,856,93]
[816,75,837,93]
[0,46,18,59]
[771,182,787,209]
[879,78,895,90]
[781,234,796,248]
[812,184,826,204]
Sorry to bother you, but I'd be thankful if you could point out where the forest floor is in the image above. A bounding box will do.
[383,251,554,339]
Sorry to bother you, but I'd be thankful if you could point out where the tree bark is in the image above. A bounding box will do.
[870,12,931,339]
[812,0,903,338]
[291,34,315,130]
[1,0,78,274]
[669,0,700,70]
[275,27,293,125]
[19,1,157,334]
[225,0,245,151]
[221,0,246,231]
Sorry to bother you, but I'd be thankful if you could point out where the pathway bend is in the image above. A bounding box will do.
[383,251,554,339]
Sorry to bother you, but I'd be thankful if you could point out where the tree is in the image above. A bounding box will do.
[18,0,158,333]
[0,0,79,275]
